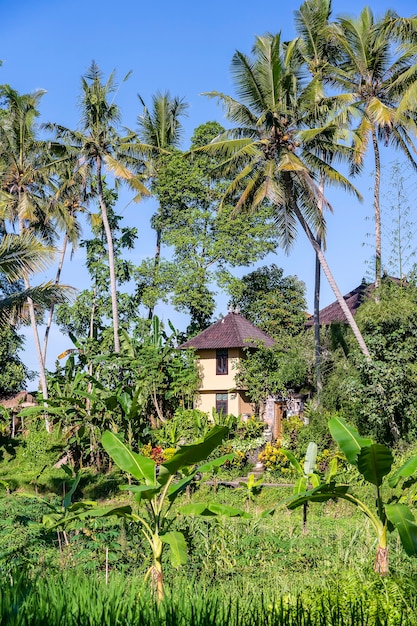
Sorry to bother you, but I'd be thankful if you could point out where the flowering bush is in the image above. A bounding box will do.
[237,415,265,439]
[219,444,247,470]
[140,444,176,464]
[258,442,294,474]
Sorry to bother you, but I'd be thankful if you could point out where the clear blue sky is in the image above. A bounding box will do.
[2,0,417,378]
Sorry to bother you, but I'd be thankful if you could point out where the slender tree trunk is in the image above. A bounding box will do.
[96,156,120,353]
[292,205,371,359]
[147,215,162,320]
[18,212,51,430]
[313,174,325,399]
[314,243,322,396]
[42,234,68,364]
[372,127,382,293]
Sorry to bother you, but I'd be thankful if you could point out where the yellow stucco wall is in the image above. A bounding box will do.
[193,349,254,417]
[197,348,240,391]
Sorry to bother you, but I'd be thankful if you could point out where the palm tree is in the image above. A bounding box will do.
[293,0,345,394]
[42,162,87,363]
[331,7,417,289]
[46,62,149,353]
[0,85,61,408]
[203,33,370,358]
[0,231,72,326]
[136,91,188,319]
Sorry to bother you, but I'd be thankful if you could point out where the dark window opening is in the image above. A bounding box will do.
[216,393,228,416]
[216,349,228,375]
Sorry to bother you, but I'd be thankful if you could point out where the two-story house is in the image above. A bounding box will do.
[179,310,275,417]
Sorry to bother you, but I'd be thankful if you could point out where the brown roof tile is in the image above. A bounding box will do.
[306,276,403,326]
[179,312,275,349]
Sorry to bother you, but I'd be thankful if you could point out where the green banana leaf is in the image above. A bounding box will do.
[119,484,160,501]
[159,426,229,480]
[102,431,156,485]
[329,417,372,464]
[293,476,308,495]
[282,449,302,474]
[197,453,235,474]
[179,502,250,517]
[388,455,417,488]
[304,442,318,476]
[385,503,417,556]
[160,531,188,567]
[356,444,393,486]
[167,454,235,502]
[285,482,350,509]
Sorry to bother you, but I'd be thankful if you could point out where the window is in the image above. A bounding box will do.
[216,349,228,375]
[216,393,228,416]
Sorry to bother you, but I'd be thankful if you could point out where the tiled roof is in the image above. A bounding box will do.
[179,312,275,349]
[306,282,369,327]
[306,277,408,326]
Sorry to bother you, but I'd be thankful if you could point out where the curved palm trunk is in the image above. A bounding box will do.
[372,127,382,295]
[293,205,371,359]
[42,234,68,364]
[96,156,120,353]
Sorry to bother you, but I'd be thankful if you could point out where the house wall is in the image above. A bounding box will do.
[197,348,241,391]
[194,348,254,417]
[195,390,254,417]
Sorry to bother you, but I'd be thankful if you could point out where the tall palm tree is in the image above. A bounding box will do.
[136,91,188,319]
[46,62,149,353]
[0,85,61,408]
[293,0,344,394]
[42,161,87,363]
[0,231,72,326]
[331,7,417,289]
[203,33,370,358]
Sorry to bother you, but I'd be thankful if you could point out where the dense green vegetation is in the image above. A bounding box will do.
[2,0,417,623]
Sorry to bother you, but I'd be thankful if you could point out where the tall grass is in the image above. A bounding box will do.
[1,571,416,626]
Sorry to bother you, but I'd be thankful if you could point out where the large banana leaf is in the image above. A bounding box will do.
[179,502,250,517]
[293,476,308,495]
[120,484,161,501]
[304,442,318,475]
[285,482,350,509]
[385,503,417,556]
[102,431,156,485]
[388,455,417,488]
[281,449,302,474]
[356,444,393,486]
[329,417,372,464]
[160,531,188,567]
[159,426,229,479]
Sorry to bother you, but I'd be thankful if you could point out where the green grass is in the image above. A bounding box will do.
[1,570,417,625]
[1,453,417,624]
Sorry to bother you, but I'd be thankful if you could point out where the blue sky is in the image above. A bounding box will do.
[2,0,417,377]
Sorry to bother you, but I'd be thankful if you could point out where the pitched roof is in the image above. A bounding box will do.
[179,312,275,350]
[306,276,404,327]
[306,282,369,327]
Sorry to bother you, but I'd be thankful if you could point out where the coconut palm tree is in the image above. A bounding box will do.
[331,7,417,289]
[293,0,345,394]
[203,33,370,358]
[0,231,72,326]
[0,85,62,408]
[136,91,188,319]
[46,62,149,353]
[41,161,88,363]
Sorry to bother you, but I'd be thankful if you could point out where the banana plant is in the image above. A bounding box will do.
[285,417,417,574]
[282,442,320,533]
[48,426,247,600]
